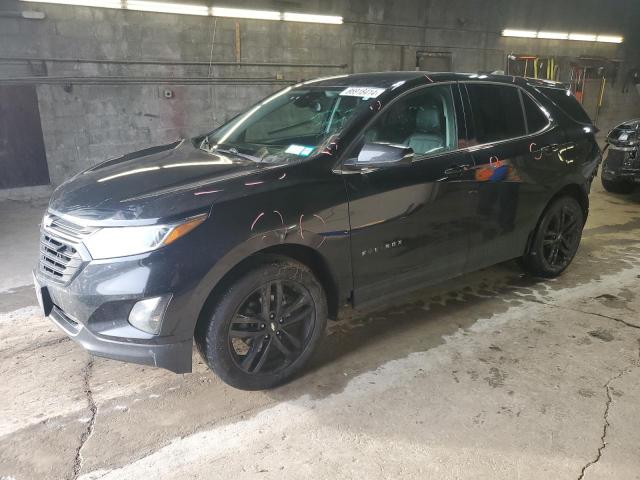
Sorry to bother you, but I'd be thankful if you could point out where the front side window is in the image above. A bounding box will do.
[203,86,375,163]
[466,83,526,144]
[362,85,457,156]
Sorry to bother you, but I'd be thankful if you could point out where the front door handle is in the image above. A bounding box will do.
[443,164,470,177]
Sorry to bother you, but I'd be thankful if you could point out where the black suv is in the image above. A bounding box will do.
[601,119,640,193]
[34,72,600,390]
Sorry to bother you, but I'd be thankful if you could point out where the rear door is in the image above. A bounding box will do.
[461,82,567,271]
[343,83,476,305]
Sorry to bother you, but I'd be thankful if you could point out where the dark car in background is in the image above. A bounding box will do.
[601,119,640,193]
[34,72,600,390]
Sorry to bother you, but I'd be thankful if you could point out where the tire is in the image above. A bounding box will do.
[521,196,585,278]
[195,256,328,390]
[602,177,635,194]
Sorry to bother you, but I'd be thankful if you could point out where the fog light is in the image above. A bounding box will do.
[128,295,172,334]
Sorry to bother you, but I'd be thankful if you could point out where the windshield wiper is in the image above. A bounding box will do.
[268,118,317,135]
[209,146,263,163]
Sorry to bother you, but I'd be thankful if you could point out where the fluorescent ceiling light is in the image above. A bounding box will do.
[283,12,342,24]
[597,35,623,43]
[127,0,208,15]
[21,0,121,8]
[211,7,280,20]
[568,33,597,41]
[502,29,537,38]
[502,28,623,44]
[20,0,344,24]
[537,31,568,40]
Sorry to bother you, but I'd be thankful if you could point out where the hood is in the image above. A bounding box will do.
[607,119,640,147]
[48,139,273,224]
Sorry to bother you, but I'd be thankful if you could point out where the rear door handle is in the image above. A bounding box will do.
[540,144,560,154]
[443,164,470,177]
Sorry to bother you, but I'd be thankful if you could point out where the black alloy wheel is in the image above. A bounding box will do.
[195,257,327,390]
[521,196,584,278]
[540,203,582,271]
[229,280,315,375]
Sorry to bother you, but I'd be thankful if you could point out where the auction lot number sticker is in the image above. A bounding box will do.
[339,87,386,98]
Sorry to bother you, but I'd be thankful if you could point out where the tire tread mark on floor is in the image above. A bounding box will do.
[10,336,69,357]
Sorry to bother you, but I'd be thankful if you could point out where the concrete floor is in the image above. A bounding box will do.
[1,177,639,480]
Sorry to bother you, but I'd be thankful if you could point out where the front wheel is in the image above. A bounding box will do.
[195,257,327,390]
[521,196,585,278]
[602,177,635,194]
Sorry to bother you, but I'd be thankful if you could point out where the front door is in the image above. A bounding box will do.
[343,83,476,305]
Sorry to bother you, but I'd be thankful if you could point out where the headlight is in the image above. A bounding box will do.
[83,214,207,260]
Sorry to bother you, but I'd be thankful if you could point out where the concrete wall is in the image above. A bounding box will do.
[1,0,640,186]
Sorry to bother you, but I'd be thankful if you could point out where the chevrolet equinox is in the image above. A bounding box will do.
[34,72,600,390]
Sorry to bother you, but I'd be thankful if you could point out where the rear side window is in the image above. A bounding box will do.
[522,93,549,133]
[540,87,592,124]
[466,84,526,143]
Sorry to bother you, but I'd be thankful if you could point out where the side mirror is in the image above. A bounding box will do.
[344,143,414,170]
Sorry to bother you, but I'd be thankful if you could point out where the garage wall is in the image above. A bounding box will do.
[1,0,640,186]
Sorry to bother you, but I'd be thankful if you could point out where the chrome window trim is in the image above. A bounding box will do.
[335,78,557,171]
[336,81,464,169]
[459,81,554,152]
[534,85,592,126]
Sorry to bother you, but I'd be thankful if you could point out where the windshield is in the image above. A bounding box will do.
[201,85,377,163]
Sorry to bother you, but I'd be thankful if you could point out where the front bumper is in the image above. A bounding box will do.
[33,237,211,373]
[49,304,192,372]
[602,147,640,182]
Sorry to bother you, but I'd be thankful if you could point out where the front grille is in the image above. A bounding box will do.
[45,214,97,243]
[606,148,626,169]
[39,213,95,283]
[50,306,81,335]
[622,156,640,170]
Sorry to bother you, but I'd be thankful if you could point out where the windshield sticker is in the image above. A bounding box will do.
[285,144,314,156]
[339,86,386,98]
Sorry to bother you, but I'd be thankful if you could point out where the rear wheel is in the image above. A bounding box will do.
[195,257,327,390]
[602,177,635,194]
[521,196,584,278]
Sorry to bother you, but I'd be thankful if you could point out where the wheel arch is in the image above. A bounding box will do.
[194,243,342,338]
[524,182,589,256]
[554,183,589,218]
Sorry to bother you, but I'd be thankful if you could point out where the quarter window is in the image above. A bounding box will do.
[466,84,526,143]
[539,87,592,124]
[362,85,457,156]
[522,92,549,133]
